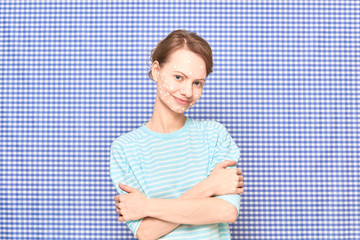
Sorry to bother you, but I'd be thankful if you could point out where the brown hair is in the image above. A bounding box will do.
[148,29,213,80]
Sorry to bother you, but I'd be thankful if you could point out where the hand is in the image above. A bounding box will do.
[207,160,244,196]
[114,183,148,222]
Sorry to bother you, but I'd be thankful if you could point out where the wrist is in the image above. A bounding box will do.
[179,178,214,200]
[192,177,214,198]
[202,177,215,197]
[144,197,153,218]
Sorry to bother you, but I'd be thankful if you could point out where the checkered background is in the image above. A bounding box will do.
[1,1,359,239]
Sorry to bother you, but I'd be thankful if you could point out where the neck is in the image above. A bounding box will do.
[146,95,187,133]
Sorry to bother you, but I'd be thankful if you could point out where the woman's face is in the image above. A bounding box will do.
[152,48,207,113]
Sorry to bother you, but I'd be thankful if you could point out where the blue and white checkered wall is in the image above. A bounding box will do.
[1,1,359,239]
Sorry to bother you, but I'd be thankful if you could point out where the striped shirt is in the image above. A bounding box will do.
[109,117,241,239]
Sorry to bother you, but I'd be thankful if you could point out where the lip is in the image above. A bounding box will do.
[173,96,190,105]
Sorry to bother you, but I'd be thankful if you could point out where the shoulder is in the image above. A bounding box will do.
[188,118,227,134]
[111,125,147,150]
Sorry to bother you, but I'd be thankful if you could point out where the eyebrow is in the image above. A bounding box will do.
[174,71,206,82]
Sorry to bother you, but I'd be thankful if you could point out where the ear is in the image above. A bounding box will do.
[151,61,160,83]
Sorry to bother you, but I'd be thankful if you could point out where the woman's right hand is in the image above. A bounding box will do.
[207,160,244,196]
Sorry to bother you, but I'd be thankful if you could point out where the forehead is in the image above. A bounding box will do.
[164,48,206,75]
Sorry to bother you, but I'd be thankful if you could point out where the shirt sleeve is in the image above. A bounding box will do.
[109,140,143,237]
[208,122,241,212]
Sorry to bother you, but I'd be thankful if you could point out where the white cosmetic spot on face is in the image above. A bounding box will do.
[182,108,185,110]
[187,59,191,63]
[200,65,203,69]
[169,86,173,90]
[173,65,177,69]
[189,72,192,75]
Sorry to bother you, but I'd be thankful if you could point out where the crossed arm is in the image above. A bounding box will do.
[113,160,245,240]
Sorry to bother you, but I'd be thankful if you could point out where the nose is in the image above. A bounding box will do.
[180,82,193,98]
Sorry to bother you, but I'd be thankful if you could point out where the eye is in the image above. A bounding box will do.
[175,75,182,80]
[194,81,203,87]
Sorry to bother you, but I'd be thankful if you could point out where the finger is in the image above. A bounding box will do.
[217,160,237,169]
[236,187,244,194]
[119,183,137,193]
[117,202,125,210]
[116,208,121,214]
[237,168,242,175]
[238,181,244,188]
[114,195,120,202]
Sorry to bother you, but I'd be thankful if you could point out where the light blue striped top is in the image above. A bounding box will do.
[109,117,241,239]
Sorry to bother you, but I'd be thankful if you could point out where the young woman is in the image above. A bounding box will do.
[110,30,244,240]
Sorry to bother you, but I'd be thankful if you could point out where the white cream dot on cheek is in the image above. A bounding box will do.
[189,72,192,75]
[200,65,203,69]
[173,65,177,69]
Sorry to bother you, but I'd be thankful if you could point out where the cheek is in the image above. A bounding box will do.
[194,89,203,100]
[159,89,170,99]
[168,84,174,90]
[158,78,174,99]
[158,75,183,103]
[162,79,177,92]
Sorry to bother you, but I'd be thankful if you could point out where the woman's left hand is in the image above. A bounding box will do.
[114,183,148,222]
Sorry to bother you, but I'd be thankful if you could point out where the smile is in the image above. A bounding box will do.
[173,96,189,105]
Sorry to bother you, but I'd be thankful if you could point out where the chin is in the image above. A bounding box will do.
[170,106,187,114]
[173,109,186,114]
